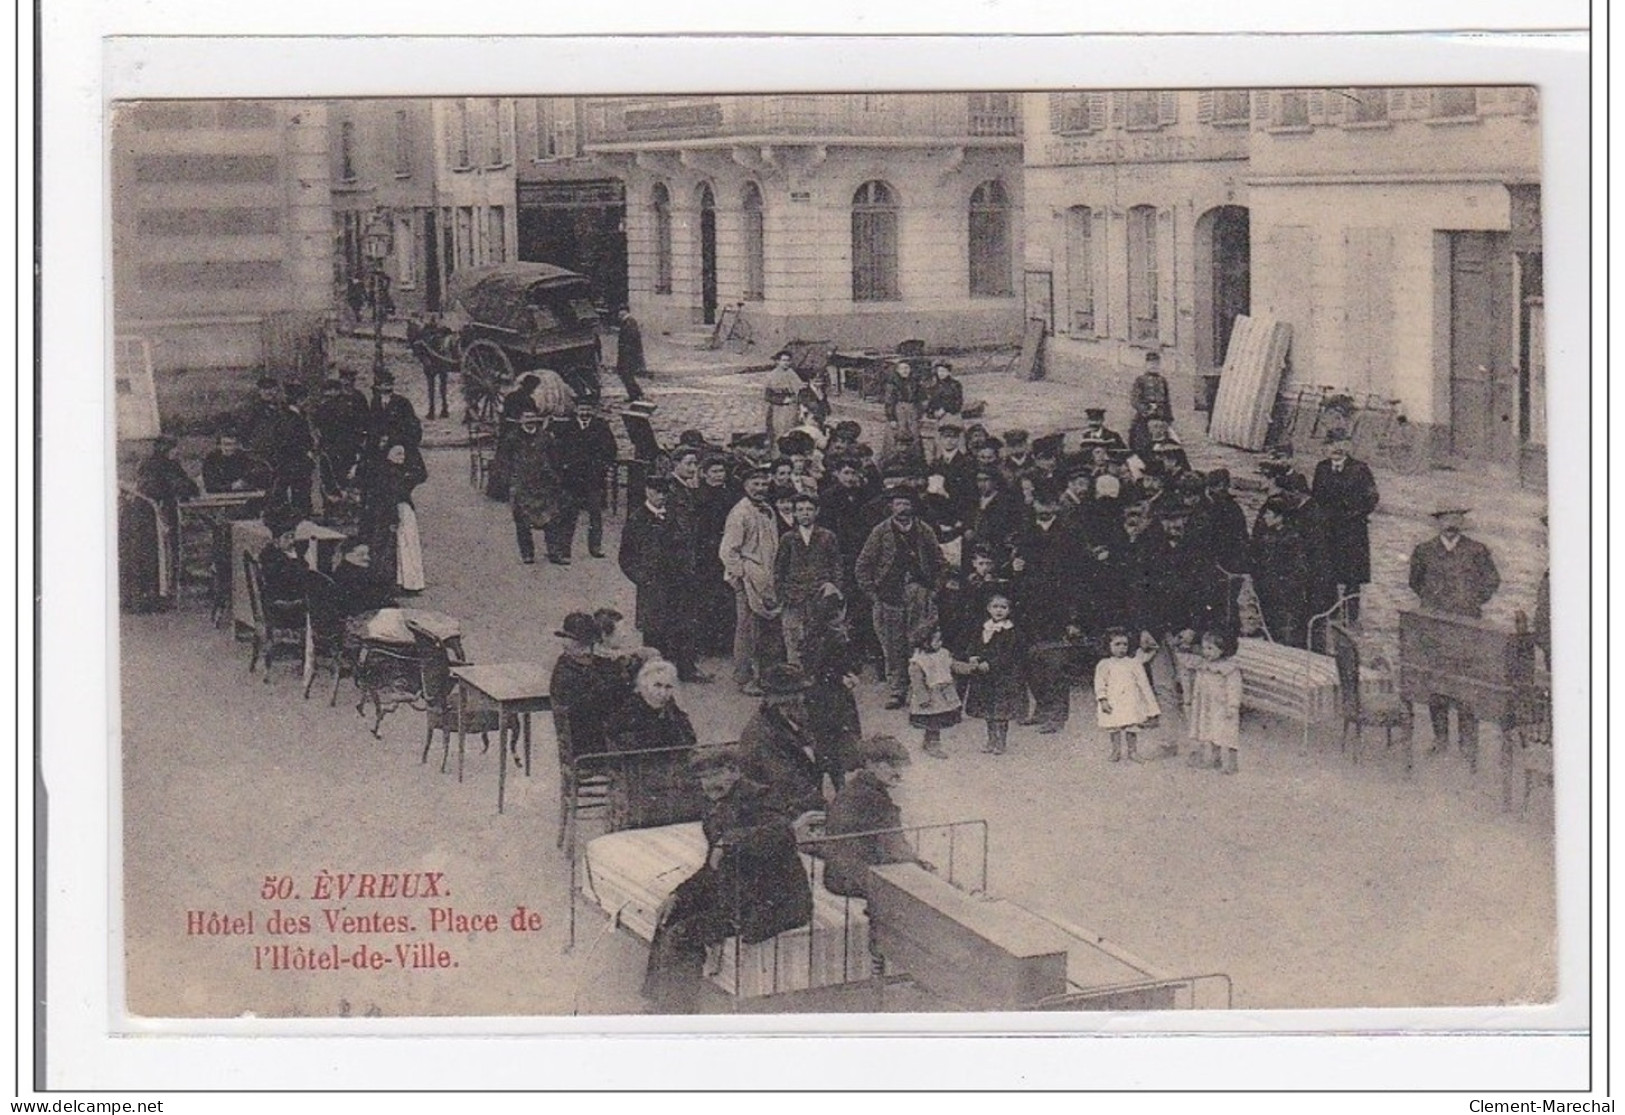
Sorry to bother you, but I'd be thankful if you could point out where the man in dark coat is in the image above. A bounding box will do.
[643,746,814,1014]
[1311,431,1380,622]
[613,306,648,402]
[929,420,978,522]
[1078,406,1127,452]
[773,492,844,668]
[1010,482,1086,731]
[508,414,562,565]
[963,467,1024,572]
[552,396,619,560]
[549,612,623,762]
[1128,352,1173,455]
[736,664,829,814]
[821,735,917,900]
[311,375,369,493]
[618,477,701,681]
[201,429,271,495]
[364,372,424,476]
[855,489,945,708]
[1249,494,1313,647]
[235,377,290,465]
[1409,505,1502,755]
[924,360,964,419]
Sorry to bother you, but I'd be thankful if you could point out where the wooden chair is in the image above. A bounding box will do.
[302,570,346,700]
[552,702,612,850]
[413,627,508,772]
[1328,622,1412,767]
[242,552,306,683]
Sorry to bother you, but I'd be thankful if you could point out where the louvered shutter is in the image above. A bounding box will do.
[1111,92,1127,126]
[1156,207,1176,347]
[1158,91,1178,125]
[1087,92,1108,132]
[1253,90,1272,121]
[1197,90,1214,123]
[1308,90,1327,124]
[502,100,516,163]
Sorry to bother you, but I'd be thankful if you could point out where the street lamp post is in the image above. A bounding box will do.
[362,212,393,381]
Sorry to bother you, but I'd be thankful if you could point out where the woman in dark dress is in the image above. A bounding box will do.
[602,658,702,830]
[121,436,199,612]
[357,441,428,592]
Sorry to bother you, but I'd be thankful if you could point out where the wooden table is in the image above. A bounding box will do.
[451,663,551,814]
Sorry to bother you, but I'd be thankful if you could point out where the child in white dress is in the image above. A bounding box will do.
[1187,628,1244,774]
[1094,628,1161,762]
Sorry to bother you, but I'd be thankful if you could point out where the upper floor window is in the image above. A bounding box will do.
[860,94,892,113]
[393,109,413,176]
[1432,87,1479,120]
[1346,88,1391,124]
[533,99,579,160]
[851,180,900,303]
[485,100,506,165]
[338,120,357,181]
[968,180,1013,298]
[448,100,471,168]
[1065,205,1095,333]
[1212,90,1250,124]
[1050,92,1107,134]
[967,92,1018,136]
[1276,90,1311,129]
[1126,91,1160,129]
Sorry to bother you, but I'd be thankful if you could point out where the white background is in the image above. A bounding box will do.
[21,0,1602,1102]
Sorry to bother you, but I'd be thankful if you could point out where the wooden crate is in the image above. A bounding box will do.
[866,863,1072,1009]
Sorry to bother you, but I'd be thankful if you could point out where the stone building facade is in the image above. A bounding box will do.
[577,94,1025,352]
[329,98,519,318]
[1021,86,1543,470]
[110,99,332,419]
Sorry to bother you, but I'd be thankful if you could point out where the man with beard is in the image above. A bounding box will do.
[1409,505,1501,759]
[1078,406,1127,452]
[855,487,945,710]
[720,464,784,695]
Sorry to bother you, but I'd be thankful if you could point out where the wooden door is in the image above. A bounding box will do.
[1212,206,1251,366]
[699,186,718,325]
[1448,231,1516,461]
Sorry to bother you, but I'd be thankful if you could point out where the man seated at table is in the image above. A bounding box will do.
[642,745,817,1014]
[256,507,315,607]
[312,542,397,622]
[201,428,272,496]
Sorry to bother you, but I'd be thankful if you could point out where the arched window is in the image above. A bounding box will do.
[969,180,1013,297]
[742,181,765,302]
[652,183,672,295]
[1127,204,1159,342]
[1065,205,1094,333]
[851,180,899,302]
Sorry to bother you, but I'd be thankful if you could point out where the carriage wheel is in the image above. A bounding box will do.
[460,341,512,427]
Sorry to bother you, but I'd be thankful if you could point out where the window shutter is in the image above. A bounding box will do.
[1094,209,1111,338]
[1325,89,1346,122]
[1308,90,1327,124]
[1156,207,1176,347]
[502,101,516,163]
[1047,92,1065,128]
[1197,90,1214,123]
[1253,90,1272,121]
[1087,92,1108,132]
[1158,91,1178,125]
[1110,91,1127,126]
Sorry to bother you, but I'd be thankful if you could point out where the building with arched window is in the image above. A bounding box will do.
[575,94,1023,349]
[1022,87,1542,472]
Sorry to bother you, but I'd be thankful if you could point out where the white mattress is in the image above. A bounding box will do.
[580,822,872,998]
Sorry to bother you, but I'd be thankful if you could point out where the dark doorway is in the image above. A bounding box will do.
[698,184,718,325]
[423,209,442,312]
[516,179,628,311]
[1448,230,1516,462]
[1211,206,1250,366]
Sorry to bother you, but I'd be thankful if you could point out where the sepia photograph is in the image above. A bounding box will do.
[102,78,1571,1029]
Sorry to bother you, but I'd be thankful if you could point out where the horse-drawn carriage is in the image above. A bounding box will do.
[438,262,604,422]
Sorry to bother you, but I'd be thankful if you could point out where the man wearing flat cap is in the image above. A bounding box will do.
[1409,504,1501,755]
[721,463,785,695]
[1311,430,1380,622]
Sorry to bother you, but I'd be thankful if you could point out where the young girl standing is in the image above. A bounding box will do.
[962,594,1025,755]
[1094,627,1161,762]
[1187,627,1244,774]
[907,627,962,759]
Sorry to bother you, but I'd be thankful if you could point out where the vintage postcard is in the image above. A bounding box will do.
[37,22,1594,1093]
